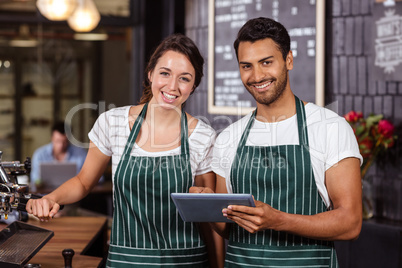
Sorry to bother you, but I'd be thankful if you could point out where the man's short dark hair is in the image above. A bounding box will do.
[233,17,291,61]
[51,121,67,135]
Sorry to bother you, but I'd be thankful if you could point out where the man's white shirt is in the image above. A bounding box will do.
[212,102,362,208]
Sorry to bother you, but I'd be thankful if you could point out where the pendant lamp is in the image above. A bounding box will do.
[36,0,78,21]
[67,0,100,32]
[9,24,39,47]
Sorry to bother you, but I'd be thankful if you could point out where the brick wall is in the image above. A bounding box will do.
[329,0,401,182]
[185,0,242,132]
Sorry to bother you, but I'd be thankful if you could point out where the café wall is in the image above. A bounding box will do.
[183,0,402,216]
[329,0,402,178]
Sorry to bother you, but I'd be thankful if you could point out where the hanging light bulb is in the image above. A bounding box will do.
[36,0,78,21]
[67,0,100,32]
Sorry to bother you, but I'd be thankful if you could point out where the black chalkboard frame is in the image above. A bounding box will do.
[207,0,326,115]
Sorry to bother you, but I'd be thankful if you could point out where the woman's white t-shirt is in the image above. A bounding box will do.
[88,106,216,186]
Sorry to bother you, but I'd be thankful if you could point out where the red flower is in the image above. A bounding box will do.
[344,111,363,123]
[359,137,374,158]
[378,119,395,138]
[344,111,398,180]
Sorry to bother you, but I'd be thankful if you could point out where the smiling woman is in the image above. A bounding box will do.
[26,33,225,268]
[148,50,195,108]
[140,34,204,106]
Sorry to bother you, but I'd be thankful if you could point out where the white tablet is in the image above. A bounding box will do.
[171,193,255,222]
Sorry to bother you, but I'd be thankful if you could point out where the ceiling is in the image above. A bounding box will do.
[0,0,131,17]
[0,0,132,43]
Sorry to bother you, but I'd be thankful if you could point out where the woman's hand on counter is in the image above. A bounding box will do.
[25,197,61,222]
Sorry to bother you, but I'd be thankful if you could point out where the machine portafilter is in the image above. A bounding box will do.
[0,150,40,220]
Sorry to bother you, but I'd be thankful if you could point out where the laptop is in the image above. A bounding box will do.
[39,162,77,190]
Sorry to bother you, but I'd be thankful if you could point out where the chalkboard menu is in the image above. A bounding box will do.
[208,0,325,115]
[372,2,402,81]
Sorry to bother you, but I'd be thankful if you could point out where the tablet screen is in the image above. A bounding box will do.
[171,193,255,222]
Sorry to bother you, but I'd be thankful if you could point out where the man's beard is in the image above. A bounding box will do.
[245,65,288,106]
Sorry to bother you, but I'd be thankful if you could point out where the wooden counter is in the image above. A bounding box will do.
[0,216,108,268]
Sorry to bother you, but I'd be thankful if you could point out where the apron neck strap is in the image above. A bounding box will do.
[180,109,190,156]
[123,103,190,157]
[238,95,309,148]
[122,103,148,156]
[294,95,309,146]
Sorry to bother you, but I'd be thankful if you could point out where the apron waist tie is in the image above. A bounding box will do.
[107,243,208,266]
[226,240,338,267]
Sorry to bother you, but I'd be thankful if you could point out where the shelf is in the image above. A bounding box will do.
[22,95,81,99]
[0,94,14,98]
[0,94,80,99]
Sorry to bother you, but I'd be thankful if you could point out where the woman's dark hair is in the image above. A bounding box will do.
[139,33,204,104]
[233,17,290,61]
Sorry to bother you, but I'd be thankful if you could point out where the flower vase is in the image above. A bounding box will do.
[362,178,374,220]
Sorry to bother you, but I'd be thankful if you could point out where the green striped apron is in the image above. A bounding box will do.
[107,103,208,267]
[226,96,338,267]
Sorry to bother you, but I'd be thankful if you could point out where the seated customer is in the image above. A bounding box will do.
[30,121,87,190]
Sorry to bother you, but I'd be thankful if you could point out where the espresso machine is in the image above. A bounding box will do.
[0,150,34,220]
[0,151,56,268]
[0,151,78,268]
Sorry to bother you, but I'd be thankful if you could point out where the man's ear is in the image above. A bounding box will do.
[286,51,294,71]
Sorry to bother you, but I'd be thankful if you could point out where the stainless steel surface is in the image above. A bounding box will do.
[0,151,32,218]
[0,151,11,184]
[0,221,53,267]
[24,264,41,268]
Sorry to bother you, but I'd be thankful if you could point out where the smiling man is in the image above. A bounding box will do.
[209,17,363,267]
